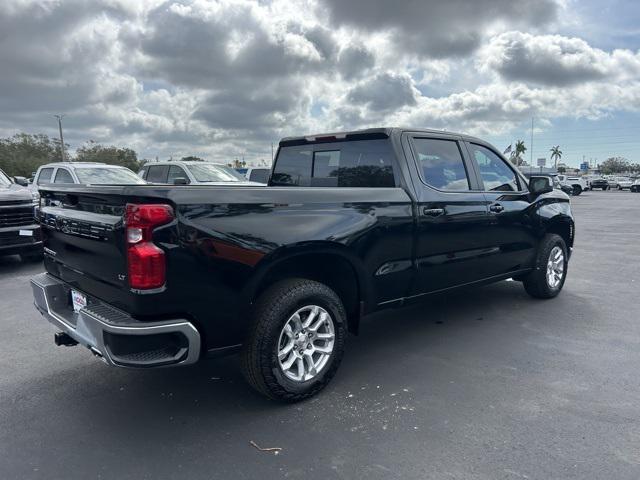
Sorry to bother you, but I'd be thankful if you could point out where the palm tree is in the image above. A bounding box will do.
[550,145,563,169]
[511,140,527,166]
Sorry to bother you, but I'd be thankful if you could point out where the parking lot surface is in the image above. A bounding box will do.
[1,190,639,480]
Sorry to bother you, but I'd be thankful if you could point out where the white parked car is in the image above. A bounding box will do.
[556,174,588,195]
[138,161,261,185]
[32,162,145,190]
[613,177,633,190]
[631,178,640,193]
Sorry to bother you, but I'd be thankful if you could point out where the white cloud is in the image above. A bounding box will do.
[0,0,639,163]
[478,31,640,86]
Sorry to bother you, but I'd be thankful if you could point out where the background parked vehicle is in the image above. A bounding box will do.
[139,161,260,185]
[590,178,609,190]
[631,178,640,192]
[32,127,574,401]
[0,168,42,262]
[556,174,588,195]
[32,162,145,188]
[614,177,633,190]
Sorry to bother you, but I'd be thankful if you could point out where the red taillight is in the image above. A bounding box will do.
[125,204,174,291]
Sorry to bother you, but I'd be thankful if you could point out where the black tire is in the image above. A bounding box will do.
[241,278,347,402]
[572,185,582,196]
[20,251,44,262]
[522,234,568,299]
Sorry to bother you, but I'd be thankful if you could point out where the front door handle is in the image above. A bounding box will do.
[422,207,445,217]
[489,203,504,213]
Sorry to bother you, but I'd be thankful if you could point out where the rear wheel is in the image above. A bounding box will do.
[241,278,347,402]
[523,234,568,299]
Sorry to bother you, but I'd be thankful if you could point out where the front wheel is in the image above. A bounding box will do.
[572,185,582,196]
[523,234,568,299]
[241,278,347,402]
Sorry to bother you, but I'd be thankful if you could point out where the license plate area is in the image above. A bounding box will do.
[71,289,87,313]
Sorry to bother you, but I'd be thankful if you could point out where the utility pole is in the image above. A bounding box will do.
[271,142,274,162]
[54,114,66,162]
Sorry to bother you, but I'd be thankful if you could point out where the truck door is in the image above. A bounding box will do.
[404,133,492,295]
[464,142,537,278]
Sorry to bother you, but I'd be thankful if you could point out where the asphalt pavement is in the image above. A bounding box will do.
[1,190,639,480]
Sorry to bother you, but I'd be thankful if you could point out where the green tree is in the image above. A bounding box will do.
[181,156,205,162]
[557,166,566,173]
[510,140,527,166]
[550,145,562,168]
[599,157,630,174]
[75,142,141,172]
[0,133,64,177]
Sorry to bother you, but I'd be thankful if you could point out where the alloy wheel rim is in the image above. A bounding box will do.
[277,305,335,382]
[546,246,565,289]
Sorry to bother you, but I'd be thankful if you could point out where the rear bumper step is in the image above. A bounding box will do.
[30,273,201,368]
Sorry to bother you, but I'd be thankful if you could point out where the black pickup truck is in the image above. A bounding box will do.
[31,128,574,401]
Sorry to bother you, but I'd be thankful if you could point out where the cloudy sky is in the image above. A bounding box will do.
[1,0,640,166]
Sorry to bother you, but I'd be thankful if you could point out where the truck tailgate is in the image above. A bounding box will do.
[39,190,128,289]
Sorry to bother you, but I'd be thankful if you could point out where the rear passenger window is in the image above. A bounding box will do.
[468,144,520,192]
[271,147,313,186]
[412,138,470,191]
[53,168,74,183]
[271,139,395,187]
[146,165,170,183]
[248,169,270,183]
[37,168,54,185]
[167,166,189,184]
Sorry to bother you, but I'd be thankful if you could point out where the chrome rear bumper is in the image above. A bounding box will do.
[30,273,201,368]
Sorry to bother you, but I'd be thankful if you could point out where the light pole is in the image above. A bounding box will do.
[54,114,66,162]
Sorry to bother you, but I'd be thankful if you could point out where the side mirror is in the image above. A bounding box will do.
[529,176,554,196]
[13,176,29,186]
[172,177,188,185]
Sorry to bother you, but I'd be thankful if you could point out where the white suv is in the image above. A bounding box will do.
[556,175,588,195]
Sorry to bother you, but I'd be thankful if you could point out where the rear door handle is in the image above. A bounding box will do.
[422,207,445,217]
[489,203,504,213]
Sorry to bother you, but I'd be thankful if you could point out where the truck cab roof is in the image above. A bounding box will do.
[280,127,487,146]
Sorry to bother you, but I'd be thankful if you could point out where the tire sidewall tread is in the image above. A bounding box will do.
[523,233,568,299]
[241,278,346,402]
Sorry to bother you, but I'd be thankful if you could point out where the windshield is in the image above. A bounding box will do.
[186,164,246,182]
[74,167,146,185]
[0,170,11,186]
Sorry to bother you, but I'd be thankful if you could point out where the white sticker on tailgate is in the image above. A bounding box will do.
[19,230,33,236]
[71,290,87,313]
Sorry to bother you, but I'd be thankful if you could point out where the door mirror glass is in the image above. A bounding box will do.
[172,177,188,185]
[529,176,554,195]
